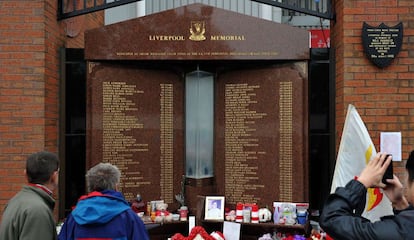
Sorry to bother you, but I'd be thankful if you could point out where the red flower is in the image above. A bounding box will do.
[171,226,220,240]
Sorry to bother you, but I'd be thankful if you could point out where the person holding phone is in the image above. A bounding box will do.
[320,151,414,240]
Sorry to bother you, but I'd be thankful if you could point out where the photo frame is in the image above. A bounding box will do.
[204,196,225,220]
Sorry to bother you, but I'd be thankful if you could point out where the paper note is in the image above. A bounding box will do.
[223,221,241,240]
[380,132,402,161]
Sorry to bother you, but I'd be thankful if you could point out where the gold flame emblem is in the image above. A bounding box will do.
[189,21,206,41]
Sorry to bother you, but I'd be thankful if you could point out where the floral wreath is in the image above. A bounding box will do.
[171,226,224,240]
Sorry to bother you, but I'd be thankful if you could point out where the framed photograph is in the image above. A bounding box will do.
[204,196,225,220]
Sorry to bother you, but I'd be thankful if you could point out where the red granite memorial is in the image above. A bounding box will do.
[85,3,309,212]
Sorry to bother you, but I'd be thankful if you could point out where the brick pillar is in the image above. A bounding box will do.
[332,0,414,175]
[0,0,103,221]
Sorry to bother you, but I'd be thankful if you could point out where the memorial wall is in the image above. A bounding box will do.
[85,3,309,211]
[87,64,184,203]
[215,64,308,206]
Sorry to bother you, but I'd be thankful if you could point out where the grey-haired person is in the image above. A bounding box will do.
[58,162,149,240]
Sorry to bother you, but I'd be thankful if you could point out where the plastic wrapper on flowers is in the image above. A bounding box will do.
[282,235,306,240]
[258,233,307,240]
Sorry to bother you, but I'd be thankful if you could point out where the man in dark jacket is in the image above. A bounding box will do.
[58,163,149,240]
[320,151,414,240]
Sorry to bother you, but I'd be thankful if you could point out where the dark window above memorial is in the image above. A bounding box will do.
[57,0,333,20]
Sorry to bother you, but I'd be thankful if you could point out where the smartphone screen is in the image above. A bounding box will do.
[382,154,393,184]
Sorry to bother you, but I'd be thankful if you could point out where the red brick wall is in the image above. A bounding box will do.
[0,0,49,211]
[0,0,103,221]
[332,0,414,177]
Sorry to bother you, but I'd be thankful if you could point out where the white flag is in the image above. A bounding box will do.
[330,104,393,221]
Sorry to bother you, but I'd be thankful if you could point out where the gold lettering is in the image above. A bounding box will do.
[116,52,133,56]
[148,35,185,41]
[210,35,246,41]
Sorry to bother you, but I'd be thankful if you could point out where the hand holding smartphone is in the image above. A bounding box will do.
[382,154,393,184]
